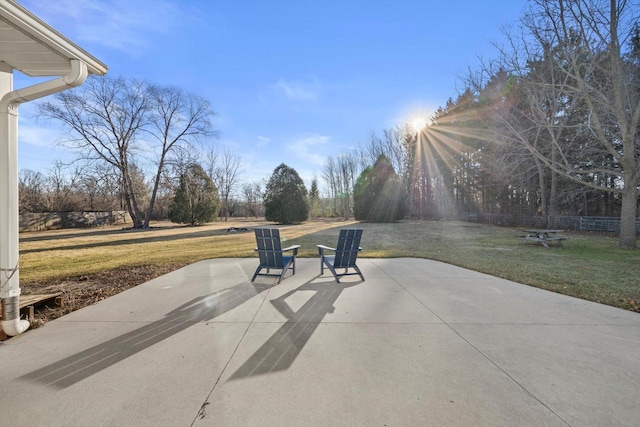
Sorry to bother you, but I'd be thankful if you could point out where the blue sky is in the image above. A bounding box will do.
[15,0,528,187]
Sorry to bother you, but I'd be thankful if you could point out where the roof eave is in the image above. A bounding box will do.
[0,0,108,76]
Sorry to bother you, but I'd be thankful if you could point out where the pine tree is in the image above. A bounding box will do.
[353,155,406,222]
[308,177,321,218]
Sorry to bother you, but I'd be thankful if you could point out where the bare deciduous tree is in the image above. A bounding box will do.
[143,86,216,227]
[45,161,83,212]
[39,77,149,227]
[321,153,362,219]
[241,181,262,218]
[336,152,359,219]
[207,147,244,221]
[490,0,640,247]
[322,156,339,217]
[18,169,46,213]
[38,75,216,229]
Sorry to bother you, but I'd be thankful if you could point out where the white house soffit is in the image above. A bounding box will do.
[0,0,107,77]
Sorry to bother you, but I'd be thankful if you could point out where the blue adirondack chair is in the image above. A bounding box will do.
[252,228,300,284]
[317,228,364,282]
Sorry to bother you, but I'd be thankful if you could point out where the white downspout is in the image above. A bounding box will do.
[0,59,88,336]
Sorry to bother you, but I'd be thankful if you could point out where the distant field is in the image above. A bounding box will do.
[19,219,640,312]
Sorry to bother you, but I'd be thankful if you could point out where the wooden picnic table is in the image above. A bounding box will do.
[522,229,568,248]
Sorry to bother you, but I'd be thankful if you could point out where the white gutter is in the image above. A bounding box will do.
[0,59,88,336]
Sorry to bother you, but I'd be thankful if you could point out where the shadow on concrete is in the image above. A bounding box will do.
[229,277,362,380]
[20,281,271,389]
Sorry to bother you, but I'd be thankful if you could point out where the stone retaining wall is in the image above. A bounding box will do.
[19,211,131,231]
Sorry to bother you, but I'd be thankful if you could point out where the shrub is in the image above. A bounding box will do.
[168,164,220,225]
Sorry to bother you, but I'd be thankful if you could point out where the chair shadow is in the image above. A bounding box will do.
[20,281,272,389]
[229,276,362,380]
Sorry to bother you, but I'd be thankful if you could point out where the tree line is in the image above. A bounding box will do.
[20,0,639,248]
[18,155,265,222]
[321,0,640,248]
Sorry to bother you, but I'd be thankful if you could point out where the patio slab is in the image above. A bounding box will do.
[1,258,638,426]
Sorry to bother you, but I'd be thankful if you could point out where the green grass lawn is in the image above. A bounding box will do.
[19,219,640,312]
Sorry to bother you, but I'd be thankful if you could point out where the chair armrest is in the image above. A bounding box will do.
[316,244,336,257]
[282,245,300,256]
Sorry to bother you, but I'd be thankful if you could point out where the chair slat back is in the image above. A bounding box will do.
[255,228,284,268]
[333,228,362,268]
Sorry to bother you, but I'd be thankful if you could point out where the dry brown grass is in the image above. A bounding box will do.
[14,218,640,330]
[19,219,351,284]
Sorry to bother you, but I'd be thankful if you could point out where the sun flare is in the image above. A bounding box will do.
[410,117,427,133]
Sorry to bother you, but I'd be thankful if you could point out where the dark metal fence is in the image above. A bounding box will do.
[461,213,640,234]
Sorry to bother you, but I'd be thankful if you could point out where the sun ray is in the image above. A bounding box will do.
[402,101,499,219]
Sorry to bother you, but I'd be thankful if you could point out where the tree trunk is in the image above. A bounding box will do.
[618,182,638,249]
[548,170,558,216]
[144,157,165,229]
[534,158,548,216]
[122,166,143,229]
[548,145,558,216]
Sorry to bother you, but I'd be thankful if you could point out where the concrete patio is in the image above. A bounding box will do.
[1,258,639,426]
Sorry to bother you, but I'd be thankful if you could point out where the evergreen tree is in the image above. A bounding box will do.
[353,154,406,222]
[264,164,309,224]
[168,164,220,225]
[308,177,321,218]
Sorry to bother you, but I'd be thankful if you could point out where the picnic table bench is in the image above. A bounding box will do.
[521,229,568,248]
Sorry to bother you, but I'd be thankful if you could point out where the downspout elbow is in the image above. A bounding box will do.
[1,296,29,336]
[1,59,88,108]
